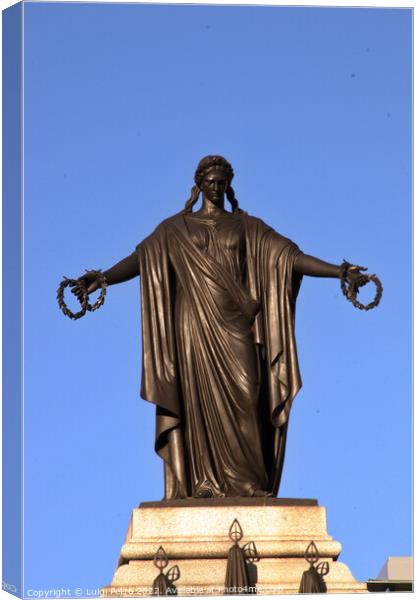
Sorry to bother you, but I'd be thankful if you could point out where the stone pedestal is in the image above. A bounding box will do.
[101,498,367,596]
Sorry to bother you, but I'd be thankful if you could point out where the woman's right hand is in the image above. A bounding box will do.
[71,271,101,301]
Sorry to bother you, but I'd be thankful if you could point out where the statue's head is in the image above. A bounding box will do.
[184,155,242,214]
[193,155,234,188]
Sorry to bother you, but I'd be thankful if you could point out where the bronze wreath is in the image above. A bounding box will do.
[340,260,383,311]
[57,270,108,320]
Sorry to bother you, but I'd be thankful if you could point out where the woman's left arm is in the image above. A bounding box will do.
[294,253,369,285]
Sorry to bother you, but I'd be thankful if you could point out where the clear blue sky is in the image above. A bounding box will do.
[21,2,411,594]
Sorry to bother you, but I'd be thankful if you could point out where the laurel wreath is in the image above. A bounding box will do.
[340,260,383,311]
[57,270,108,320]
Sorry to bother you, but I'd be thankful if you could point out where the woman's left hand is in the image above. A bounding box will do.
[345,264,369,288]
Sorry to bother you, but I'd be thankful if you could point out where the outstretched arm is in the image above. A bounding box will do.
[103,252,139,285]
[294,253,368,286]
[73,251,140,296]
[294,253,340,278]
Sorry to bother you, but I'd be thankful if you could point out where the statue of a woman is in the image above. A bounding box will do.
[74,155,368,500]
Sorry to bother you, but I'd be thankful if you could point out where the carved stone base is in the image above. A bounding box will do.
[101,499,367,595]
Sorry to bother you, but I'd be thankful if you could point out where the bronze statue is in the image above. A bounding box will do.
[67,155,378,500]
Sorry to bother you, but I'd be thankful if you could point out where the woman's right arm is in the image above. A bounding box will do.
[77,251,140,294]
[103,252,140,286]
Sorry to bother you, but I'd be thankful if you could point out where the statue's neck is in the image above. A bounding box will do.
[198,196,226,216]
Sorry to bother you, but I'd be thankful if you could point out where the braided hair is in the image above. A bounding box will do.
[183,155,244,214]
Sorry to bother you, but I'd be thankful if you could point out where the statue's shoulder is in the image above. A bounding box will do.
[241,213,274,234]
[145,212,184,236]
[136,213,182,253]
[243,213,298,248]
[157,212,184,228]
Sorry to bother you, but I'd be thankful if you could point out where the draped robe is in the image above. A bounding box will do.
[136,211,302,498]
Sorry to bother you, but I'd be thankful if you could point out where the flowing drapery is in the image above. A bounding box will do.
[137,212,302,498]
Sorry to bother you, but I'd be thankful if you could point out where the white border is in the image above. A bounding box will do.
[0,2,414,600]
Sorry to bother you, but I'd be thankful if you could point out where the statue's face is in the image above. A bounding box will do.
[200,169,229,203]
